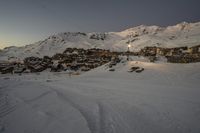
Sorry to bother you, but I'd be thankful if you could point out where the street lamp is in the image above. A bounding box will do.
[128,44,131,52]
[127,44,131,61]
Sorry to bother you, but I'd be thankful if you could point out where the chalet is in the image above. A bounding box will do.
[0,61,11,71]
[1,67,14,74]
[63,48,74,54]
[141,46,157,56]
[167,54,200,63]
[51,63,65,72]
[14,67,26,74]
[24,56,53,72]
[24,57,43,66]
[156,47,171,56]
[80,66,90,71]
[188,45,200,54]
[170,47,188,55]
[43,56,52,63]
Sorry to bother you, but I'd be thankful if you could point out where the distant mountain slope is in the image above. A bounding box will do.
[1,21,200,60]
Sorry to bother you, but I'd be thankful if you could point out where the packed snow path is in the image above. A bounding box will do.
[0,61,200,133]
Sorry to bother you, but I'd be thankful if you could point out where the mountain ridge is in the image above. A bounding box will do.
[1,21,200,60]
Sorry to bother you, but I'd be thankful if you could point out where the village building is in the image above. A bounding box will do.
[2,45,200,74]
[140,46,157,56]
[188,45,200,54]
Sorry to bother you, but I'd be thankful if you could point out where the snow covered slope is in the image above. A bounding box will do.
[0,61,200,133]
[1,22,200,60]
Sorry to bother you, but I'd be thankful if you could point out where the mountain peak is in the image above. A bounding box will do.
[1,21,200,60]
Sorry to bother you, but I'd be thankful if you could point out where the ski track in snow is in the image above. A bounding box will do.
[0,61,200,133]
[0,85,17,118]
[47,85,107,133]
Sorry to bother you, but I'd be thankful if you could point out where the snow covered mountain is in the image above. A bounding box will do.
[1,21,200,60]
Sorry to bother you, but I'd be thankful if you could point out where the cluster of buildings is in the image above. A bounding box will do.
[0,61,25,74]
[23,56,52,72]
[0,48,117,74]
[1,45,200,74]
[139,45,200,63]
[51,48,116,71]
